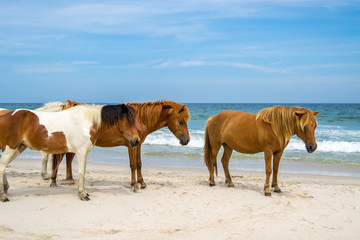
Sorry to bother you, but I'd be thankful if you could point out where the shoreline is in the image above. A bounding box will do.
[17,148,360,178]
[10,157,360,185]
[1,158,359,239]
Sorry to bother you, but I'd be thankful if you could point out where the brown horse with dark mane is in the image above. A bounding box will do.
[50,100,190,192]
[204,106,320,196]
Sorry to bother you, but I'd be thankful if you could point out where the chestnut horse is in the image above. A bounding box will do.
[50,100,190,192]
[204,106,320,196]
[0,104,139,202]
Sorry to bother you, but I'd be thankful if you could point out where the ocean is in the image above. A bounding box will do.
[1,103,360,177]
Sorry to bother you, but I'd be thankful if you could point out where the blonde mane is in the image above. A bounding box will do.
[256,106,316,147]
[36,102,64,112]
[72,105,102,128]
[129,100,190,128]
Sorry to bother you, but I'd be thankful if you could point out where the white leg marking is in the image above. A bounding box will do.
[76,150,90,201]
[41,152,50,180]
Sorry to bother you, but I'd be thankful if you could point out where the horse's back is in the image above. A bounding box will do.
[206,110,270,154]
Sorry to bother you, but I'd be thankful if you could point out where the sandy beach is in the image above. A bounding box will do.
[0,158,359,240]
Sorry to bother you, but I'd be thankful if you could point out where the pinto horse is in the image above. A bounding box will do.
[0,100,83,180]
[50,100,190,192]
[0,104,140,202]
[204,106,320,196]
[36,100,84,180]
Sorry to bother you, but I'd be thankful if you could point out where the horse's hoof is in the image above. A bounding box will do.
[274,189,282,193]
[41,174,50,180]
[140,183,147,189]
[265,192,272,197]
[81,196,90,201]
[86,193,90,197]
[131,186,139,193]
[1,197,9,202]
[209,183,215,187]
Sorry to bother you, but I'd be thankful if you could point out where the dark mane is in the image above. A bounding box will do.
[101,104,136,127]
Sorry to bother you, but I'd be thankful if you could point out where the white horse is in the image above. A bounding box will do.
[0,104,140,202]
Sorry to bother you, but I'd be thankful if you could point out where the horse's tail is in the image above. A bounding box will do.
[204,119,218,176]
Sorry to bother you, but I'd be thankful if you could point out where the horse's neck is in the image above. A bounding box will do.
[138,107,167,136]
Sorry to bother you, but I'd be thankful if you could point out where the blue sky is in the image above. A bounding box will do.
[1,0,359,103]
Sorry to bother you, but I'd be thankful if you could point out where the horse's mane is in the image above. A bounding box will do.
[74,105,103,128]
[36,102,64,112]
[128,100,190,128]
[256,106,315,147]
[101,104,136,127]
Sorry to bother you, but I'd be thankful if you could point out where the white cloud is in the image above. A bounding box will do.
[72,61,98,65]
[16,64,76,73]
[136,59,290,73]
[288,63,360,70]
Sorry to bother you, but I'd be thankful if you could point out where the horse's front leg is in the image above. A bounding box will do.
[135,145,146,189]
[76,151,90,201]
[41,152,50,180]
[272,150,284,193]
[50,153,65,187]
[263,150,273,196]
[128,147,139,192]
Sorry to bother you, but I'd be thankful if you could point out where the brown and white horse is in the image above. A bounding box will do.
[0,104,140,202]
[204,106,320,196]
[36,100,83,180]
[0,100,83,180]
[50,100,190,192]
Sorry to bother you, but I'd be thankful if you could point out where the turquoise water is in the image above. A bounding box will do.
[2,103,360,176]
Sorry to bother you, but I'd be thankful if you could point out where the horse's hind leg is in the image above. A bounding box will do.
[65,153,75,185]
[221,144,234,187]
[271,150,283,193]
[209,144,221,187]
[41,152,50,180]
[0,144,26,202]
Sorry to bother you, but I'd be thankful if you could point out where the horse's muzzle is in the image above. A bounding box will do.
[179,135,190,146]
[130,139,140,147]
[306,143,317,153]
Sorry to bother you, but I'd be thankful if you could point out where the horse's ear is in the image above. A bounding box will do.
[295,110,306,118]
[121,104,128,113]
[313,111,321,116]
[65,100,71,104]
[162,104,174,115]
[179,105,186,114]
